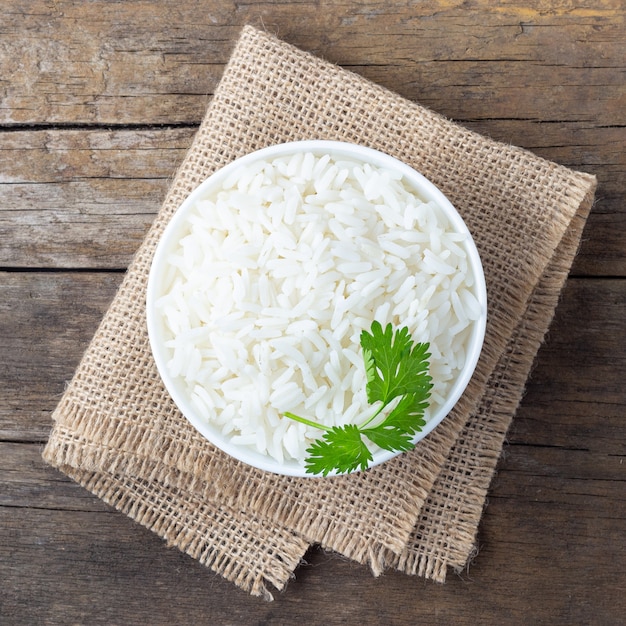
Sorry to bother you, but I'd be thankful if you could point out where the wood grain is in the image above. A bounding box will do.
[0,128,192,269]
[1,124,623,273]
[2,273,623,623]
[0,271,122,441]
[2,0,624,273]
[2,440,623,624]
[1,0,625,623]
[2,1,623,126]
[2,272,624,441]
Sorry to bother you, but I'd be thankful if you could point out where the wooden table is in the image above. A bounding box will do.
[2,2,624,624]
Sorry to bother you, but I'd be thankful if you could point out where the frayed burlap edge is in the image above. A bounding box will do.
[41,25,598,596]
[44,441,309,601]
[386,181,596,581]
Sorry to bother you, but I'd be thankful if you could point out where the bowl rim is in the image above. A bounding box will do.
[146,139,487,477]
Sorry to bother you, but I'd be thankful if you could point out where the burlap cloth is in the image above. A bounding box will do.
[42,26,596,599]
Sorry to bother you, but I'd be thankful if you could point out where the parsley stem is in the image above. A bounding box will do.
[283,411,331,431]
[284,401,386,434]
[358,402,386,429]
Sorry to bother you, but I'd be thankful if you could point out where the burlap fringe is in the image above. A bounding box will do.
[42,25,598,596]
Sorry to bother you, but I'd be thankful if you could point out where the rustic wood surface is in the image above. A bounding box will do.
[1,1,624,624]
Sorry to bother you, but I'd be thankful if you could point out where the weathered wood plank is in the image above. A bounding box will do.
[0,271,122,441]
[2,270,624,450]
[1,1,623,126]
[462,121,626,277]
[1,440,623,624]
[522,273,626,404]
[0,504,248,625]
[0,128,193,268]
[1,2,624,621]
[506,272,626,453]
[1,126,623,274]
[2,259,623,620]
[0,441,113,512]
[0,127,193,182]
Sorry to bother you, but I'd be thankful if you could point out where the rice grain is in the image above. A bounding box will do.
[155,152,480,463]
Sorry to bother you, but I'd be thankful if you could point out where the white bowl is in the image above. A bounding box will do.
[146,140,487,477]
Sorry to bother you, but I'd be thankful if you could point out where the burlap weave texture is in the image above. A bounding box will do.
[43,26,596,599]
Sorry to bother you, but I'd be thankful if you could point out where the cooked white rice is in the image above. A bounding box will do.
[155,151,481,463]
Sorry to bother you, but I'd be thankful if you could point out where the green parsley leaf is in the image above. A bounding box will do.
[360,423,415,453]
[285,322,432,476]
[360,321,431,404]
[377,390,429,434]
[305,424,373,476]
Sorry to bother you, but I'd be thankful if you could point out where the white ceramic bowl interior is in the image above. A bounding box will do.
[146,140,487,477]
